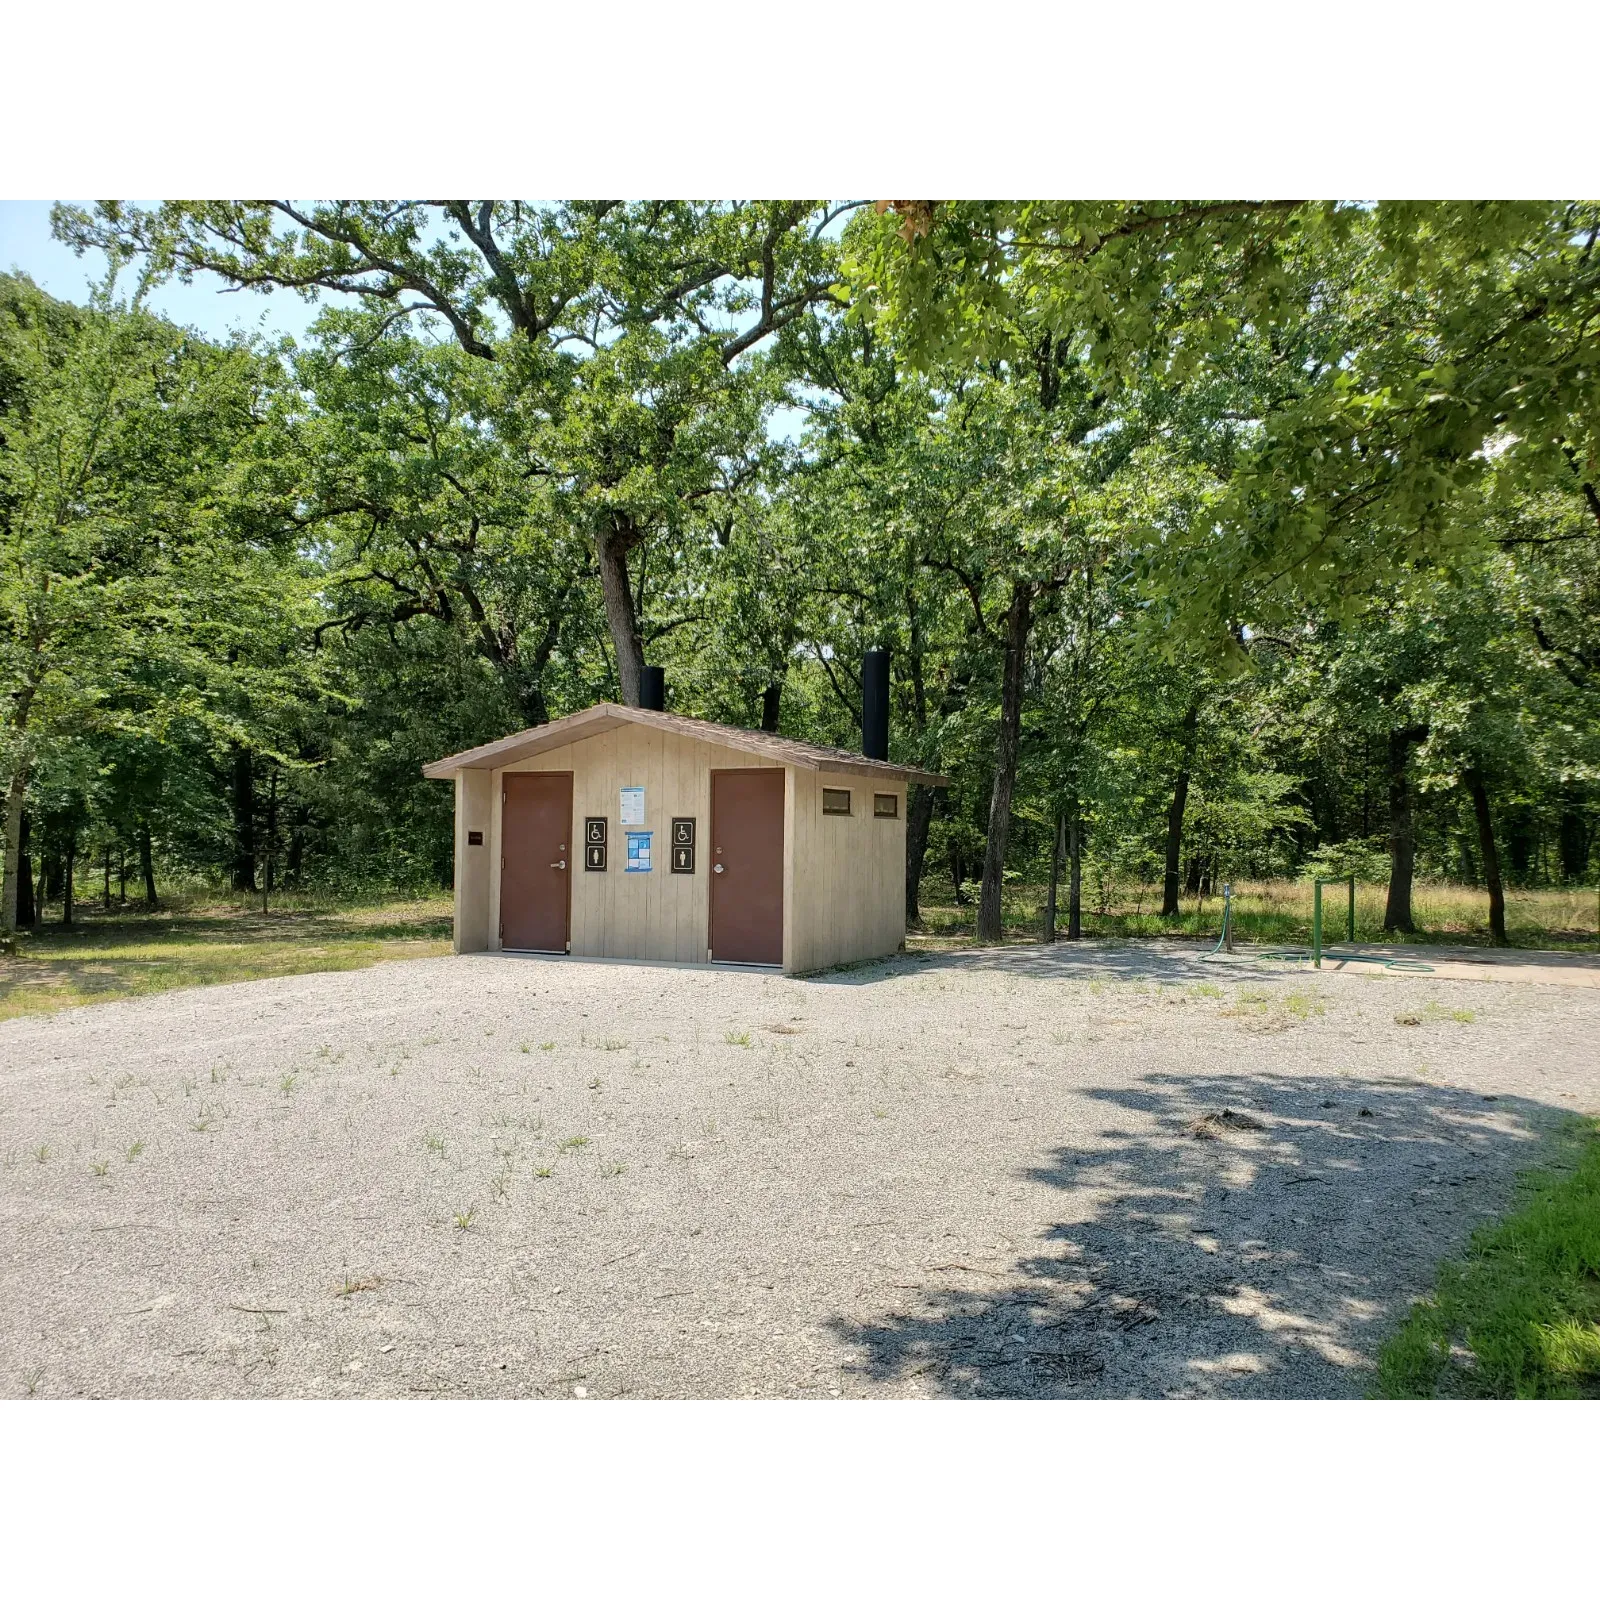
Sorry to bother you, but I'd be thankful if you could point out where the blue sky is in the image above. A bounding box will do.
[0,200,319,342]
[0,199,818,442]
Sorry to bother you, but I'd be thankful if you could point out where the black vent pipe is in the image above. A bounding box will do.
[862,648,889,761]
[639,666,665,711]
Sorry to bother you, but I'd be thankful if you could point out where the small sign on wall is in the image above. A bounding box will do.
[584,816,607,870]
[467,830,483,846]
[620,786,645,825]
[625,830,653,872]
[670,816,696,874]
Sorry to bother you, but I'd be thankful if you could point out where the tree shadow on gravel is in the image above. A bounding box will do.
[811,942,1296,988]
[829,1071,1565,1398]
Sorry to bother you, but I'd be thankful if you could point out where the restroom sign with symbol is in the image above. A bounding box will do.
[584,816,607,871]
[670,816,696,874]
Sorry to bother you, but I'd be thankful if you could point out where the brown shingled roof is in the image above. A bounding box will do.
[421,703,948,786]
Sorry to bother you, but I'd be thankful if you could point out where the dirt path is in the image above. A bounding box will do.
[3,941,1596,1399]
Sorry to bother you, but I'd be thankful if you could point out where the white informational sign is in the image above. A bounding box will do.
[625,830,653,872]
[620,786,645,825]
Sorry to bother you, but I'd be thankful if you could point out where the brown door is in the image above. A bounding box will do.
[500,772,572,952]
[709,768,784,965]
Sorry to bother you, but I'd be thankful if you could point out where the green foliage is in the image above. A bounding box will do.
[1375,1119,1600,1398]
[3,199,1598,944]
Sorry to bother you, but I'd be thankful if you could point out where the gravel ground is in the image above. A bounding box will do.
[3,940,1597,1400]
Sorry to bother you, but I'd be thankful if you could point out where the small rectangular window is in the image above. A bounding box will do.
[873,793,898,819]
[822,787,852,815]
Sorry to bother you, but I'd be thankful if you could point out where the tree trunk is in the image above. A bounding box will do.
[63,829,76,928]
[17,810,35,927]
[760,683,782,733]
[1185,855,1202,896]
[1505,811,1534,884]
[103,845,112,912]
[264,764,279,896]
[140,825,158,909]
[1067,803,1083,941]
[230,744,256,892]
[977,581,1032,943]
[1,764,26,935]
[1467,771,1507,946]
[950,838,967,905]
[596,517,645,706]
[118,840,126,906]
[905,783,936,923]
[1043,811,1064,942]
[1384,725,1426,934]
[286,803,308,884]
[1162,701,1198,916]
[1557,806,1589,882]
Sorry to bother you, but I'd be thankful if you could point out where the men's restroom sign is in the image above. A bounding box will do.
[584,816,607,871]
[670,816,696,874]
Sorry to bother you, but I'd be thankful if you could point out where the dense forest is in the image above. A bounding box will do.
[2,201,1598,944]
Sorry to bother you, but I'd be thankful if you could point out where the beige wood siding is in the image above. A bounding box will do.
[484,723,780,963]
[785,769,907,973]
[454,770,493,953]
[458,722,908,970]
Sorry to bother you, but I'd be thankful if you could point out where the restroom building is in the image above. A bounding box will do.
[422,661,947,974]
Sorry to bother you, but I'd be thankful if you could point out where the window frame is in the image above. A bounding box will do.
[821,787,852,816]
[873,792,899,819]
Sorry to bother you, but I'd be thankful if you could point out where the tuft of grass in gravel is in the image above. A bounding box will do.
[1374,1117,1600,1398]
[724,1029,752,1046]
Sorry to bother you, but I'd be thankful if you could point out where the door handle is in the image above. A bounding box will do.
[713,863,724,874]
[551,860,567,870]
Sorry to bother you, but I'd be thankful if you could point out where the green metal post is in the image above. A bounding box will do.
[1348,875,1356,944]
[1312,879,1323,969]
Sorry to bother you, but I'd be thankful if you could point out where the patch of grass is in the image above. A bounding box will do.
[908,875,1600,952]
[598,1038,627,1052]
[0,895,453,1022]
[558,1135,589,1152]
[280,1073,298,1096]
[190,1104,219,1133]
[423,1132,446,1155]
[1282,990,1325,1020]
[1192,980,1223,1000]
[1398,1000,1477,1028]
[539,1041,556,1052]
[125,1140,144,1162]
[33,1144,49,1163]
[453,1208,477,1232]
[724,1029,752,1046]
[533,1166,554,1179]
[1374,1117,1600,1398]
[600,1162,626,1178]
[89,1160,109,1178]
[335,1275,382,1298]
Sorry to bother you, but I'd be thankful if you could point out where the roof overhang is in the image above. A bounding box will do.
[422,703,949,787]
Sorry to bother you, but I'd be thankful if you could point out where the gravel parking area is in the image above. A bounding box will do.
[4,941,1597,1399]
